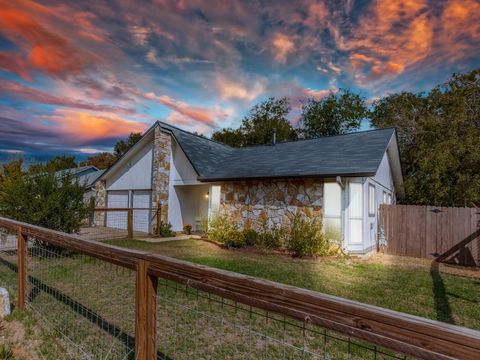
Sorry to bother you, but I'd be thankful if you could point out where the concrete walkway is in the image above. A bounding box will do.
[141,234,201,243]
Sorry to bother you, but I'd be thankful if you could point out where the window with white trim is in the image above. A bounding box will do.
[383,191,388,204]
[348,182,363,244]
[387,193,392,205]
[368,184,376,216]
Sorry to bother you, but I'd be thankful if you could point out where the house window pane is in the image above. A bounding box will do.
[349,183,362,218]
[368,184,376,216]
[325,218,341,242]
[387,193,392,205]
[349,219,363,244]
[324,182,341,217]
[383,191,388,204]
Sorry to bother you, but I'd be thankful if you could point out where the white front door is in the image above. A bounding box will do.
[106,190,129,230]
[133,190,152,233]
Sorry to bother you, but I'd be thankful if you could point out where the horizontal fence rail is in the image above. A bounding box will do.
[1,216,480,359]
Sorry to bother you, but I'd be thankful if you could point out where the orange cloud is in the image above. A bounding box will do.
[215,75,265,102]
[0,2,101,78]
[48,109,147,144]
[272,34,295,63]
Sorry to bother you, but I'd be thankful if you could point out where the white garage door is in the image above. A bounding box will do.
[106,190,129,230]
[133,190,152,233]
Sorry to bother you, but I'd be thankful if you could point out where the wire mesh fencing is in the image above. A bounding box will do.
[155,278,410,360]
[26,238,136,360]
[0,226,18,302]
[78,208,160,242]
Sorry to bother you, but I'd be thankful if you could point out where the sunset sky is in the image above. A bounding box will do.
[1,0,479,163]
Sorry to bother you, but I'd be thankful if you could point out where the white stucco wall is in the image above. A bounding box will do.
[170,141,200,185]
[362,152,396,252]
[106,141,153,191]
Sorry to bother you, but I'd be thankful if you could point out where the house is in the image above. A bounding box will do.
[56,165,105,204]
[96,121,403,253]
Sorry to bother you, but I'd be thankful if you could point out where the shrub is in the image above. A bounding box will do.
[256,217,283,249]
[208,212,236,243]
[242,228,258,246]
[223,228,246,248]
[183,224,192,235]
[0,163,88,233]
[285,212,328,256]
[158,222,176,237]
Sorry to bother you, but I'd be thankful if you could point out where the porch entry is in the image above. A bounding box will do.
[173,184,220,231]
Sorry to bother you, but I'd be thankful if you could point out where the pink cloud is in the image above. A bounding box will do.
[0,80,135,115]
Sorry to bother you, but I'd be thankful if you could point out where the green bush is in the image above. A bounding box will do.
[242,228,258,246]
[208,212,236,243]
[0,159,88,234]
[223,228,246,248]
[158,222,176,237]
[285,212,328,256]
[256,218,283,249]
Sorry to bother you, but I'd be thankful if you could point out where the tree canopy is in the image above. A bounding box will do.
[114,132,142,158]
[212,97,297,147]
[80,152,117,170]
[371,69,480,207]
[300,89,368,137]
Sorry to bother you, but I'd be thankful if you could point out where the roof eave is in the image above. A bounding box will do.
[197,172,376,182]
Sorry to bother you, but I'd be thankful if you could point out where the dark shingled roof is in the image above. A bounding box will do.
[159,122,395,181]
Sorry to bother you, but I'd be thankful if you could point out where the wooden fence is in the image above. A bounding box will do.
[378,205,480,266]
[1,216,480,359]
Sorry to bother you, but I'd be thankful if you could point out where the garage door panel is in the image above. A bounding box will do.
[133,191,151,233]
[107,191,128,230]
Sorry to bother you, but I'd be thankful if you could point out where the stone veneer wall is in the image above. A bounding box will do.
[95,180,106,208]
[151,127,172,222]
[219,179,323,229]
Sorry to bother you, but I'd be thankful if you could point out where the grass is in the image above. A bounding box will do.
[105,238,480,331]
[0,238,478,359]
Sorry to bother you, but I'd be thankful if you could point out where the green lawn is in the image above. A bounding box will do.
[105,238,480,331]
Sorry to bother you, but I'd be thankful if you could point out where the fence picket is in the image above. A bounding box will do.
[379,205,480,266]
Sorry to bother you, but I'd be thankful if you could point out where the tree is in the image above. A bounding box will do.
[371,69,480,207]
[212,97,297,147]
[0,160,88,233]
[300,89,368,138]
[80,152,117,170]
[114,132,142,157]
[29,155,77,173]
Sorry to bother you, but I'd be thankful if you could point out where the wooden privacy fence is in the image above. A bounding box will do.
[378,205,480,266]
[1,216,480,359]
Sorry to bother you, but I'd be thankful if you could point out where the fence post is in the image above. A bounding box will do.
[17,226,27,310]
[156,207,161,237]
[135,259,157,360]
[128,209,133,239]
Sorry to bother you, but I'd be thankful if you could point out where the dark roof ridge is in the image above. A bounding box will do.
[156,120,233,149]
[228,127,396,150]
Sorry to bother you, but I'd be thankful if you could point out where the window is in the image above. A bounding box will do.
[383,191,388,204]
[387,193,392,205]
[324,182,342,242]
[368,184,376,216]
[348,182,363,244]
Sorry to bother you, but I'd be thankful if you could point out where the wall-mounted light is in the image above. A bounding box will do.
[205,191,209,199]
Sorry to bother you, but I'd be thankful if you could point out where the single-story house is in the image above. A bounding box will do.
[56,165,105,204]
[95,121,403,253]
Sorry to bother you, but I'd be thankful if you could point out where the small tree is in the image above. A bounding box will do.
[0,161,88,233]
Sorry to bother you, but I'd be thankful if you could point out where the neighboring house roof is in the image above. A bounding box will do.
[56,166,105,188]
